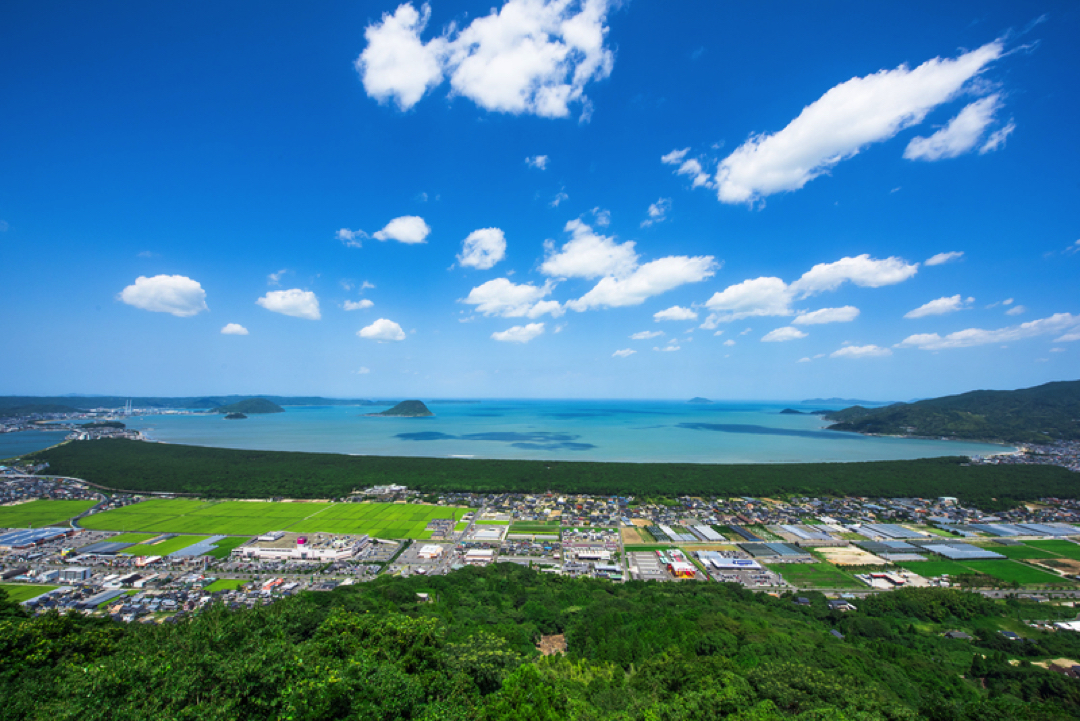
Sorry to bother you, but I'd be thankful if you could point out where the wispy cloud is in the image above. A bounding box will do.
[925,251,964,266]
[896,312,1080,350]
[904,295,973,318]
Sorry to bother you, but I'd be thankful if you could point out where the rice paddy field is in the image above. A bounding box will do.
[79,499,474,539]
[203,578,248,592]
[0,583,58,602]
[897,560,976,577]
[765,562,861,588]
[1025,540,1080,561]
[898,556,1072,586]
[0,499,96,528]
[982,544,1059,560]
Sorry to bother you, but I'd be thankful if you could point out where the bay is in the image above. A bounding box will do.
[123,400,1010,464]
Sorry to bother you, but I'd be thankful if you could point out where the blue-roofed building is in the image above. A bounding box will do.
[0,527,73,550]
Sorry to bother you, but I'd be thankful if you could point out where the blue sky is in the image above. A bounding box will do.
[1,1,1077,400]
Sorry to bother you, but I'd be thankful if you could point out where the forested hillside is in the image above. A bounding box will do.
[825,380,1080,443]
[3,565,1080,719]
[28,439,1078,509]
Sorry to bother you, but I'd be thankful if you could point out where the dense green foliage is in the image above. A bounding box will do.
[0,404,82,417]
[212,398,285,414]
[368,400,435,417]
[825,380,1080,443]
[0,396,390,411]
[32,439,1078,508]
[3,566,1080,719]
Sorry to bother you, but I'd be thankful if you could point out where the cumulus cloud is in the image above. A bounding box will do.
[1056,331,1080,343]
[462,278,559,317]
[357,0,616,120]
[926,251,964,266]
[457,227,507,270]
[337,228,367,246]
[723,339,736,346]
[762,326,808,342]
[714,40,1004,204]
[904,94,1005,161]
[373,215,430,244]
[654,305,697,322]
[525,154,549,169]
[831,344,892,358]
[793,306,860,325]
[630,330,664,340]
[358,318,407,341]
[550,191,569,207]
[661,149,710,187]
[492,322,545,343]
[1006,304,1026,316]
[118,275,208,317]
[567,255,717,310]
[904,295,972,319]
[591,207,611,227]
[703,277,793,323]
[256,289,321,320]
[612,348,636,358]
[221,323,249,335]
[790,255,919,296]
[541,220,638,279]
[895,313,1080,350]
[344,299,375,311]
[640,198,671,227]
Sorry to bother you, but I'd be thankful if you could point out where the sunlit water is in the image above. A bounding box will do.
[112,400,1010,464]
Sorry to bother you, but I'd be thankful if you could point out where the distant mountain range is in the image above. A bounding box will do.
[0,395,395,412]
[824,380,1080,444]
[212,398,284,415]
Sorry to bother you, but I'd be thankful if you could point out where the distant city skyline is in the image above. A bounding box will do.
[1,1,1077,400]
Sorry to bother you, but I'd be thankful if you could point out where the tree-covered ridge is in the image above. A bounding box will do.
[30,438,1078,509]
[825,379,1080,443]
[3,565,1080,719]
[212,398,285,414]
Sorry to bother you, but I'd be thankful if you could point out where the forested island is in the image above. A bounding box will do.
[366,400,435,417]
[211,398,284,415]
[3,565,1079,719]
[825,379,1080,443]
[28,439,1075,509]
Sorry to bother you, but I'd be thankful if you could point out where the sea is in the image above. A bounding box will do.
[20,400,1008,465]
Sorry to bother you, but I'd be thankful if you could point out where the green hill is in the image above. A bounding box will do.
[212,398,284,414]
[824,379,1080,443]
[366,400,434,417]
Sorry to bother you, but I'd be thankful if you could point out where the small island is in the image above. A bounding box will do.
[212,398,285,415]
[779,408,805,415]
[687,397,712,404]
[224,412,247,420]
[365,400,434,417]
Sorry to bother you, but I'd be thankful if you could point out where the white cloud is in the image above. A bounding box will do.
[221,323,249,335]
[492,322,545,343]
[358,0,615,120]
[723,339,736,346]
[661,148,709,187]
[462,277,557,317]
[703,277,793,322]
[714,40,1003,204]
[591,207,611,227]
[526,300,564,319]
[661,148,689,165]
[831,344,892,358]
[525,154,549,169]
[630,330,664,340]
[373,215,430,244]
[118,275,208,317]
[268,269,287,285]
[640,197,671,227]
[925,251,964,266]
[358,318,407,341]
[1064,240,1080,255]
[904,94,1004,161]
[654,345,680,352]
[0,220,8,232]
[896,313,1080,350]
[612,348,636,358]
[356,4,447,111]
[791,254,919,296]
[344,299,375,311]
[457,227,507,270]
[793,306,860,325]
[904,295,971,319]
[762,326,808,342]
[740,328,752,335]
[979,120,1015,154]
[1003,298,1014,305]
[797,357,812,363]
[540,220,638,279]
[653,305,697,322]
[1006,304,1026,316]
[257,289,321,320]
[355,367,371,374]
[337,228,367,247]
[1055,331,1080,343]
[567,255,717,310]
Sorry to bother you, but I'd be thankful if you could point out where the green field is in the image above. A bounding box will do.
[123,535,210,556]
[203,578,248,592]
[475,520,510,525]
[981,544,1058,560]
[79,499,473,539]
[1025,540,1080,560]
[0,583,58,602]
[101,532,157,545]
[964,560,1068,585]
[765,562,859,588]
[897,560,985,577]
[509,524,563,534]
[205,536,249,560]
[0,499,95,528]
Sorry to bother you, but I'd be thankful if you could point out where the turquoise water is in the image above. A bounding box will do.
[125,401,1010,464]
[0,430,69,459]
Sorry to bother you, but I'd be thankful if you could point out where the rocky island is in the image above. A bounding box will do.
[365,400,434,417]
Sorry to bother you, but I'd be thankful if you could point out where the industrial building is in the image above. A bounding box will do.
[236,533,369,561]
